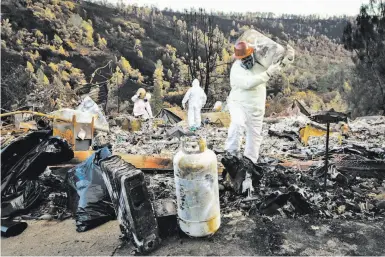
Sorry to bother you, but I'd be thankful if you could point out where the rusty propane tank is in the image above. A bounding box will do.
[173,136,221,237]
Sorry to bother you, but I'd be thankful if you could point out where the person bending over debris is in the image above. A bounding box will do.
[182,78,207,131]
[131,88,153,120]
[224,41,294,164]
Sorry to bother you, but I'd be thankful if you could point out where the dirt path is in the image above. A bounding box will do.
[2,214,384,256]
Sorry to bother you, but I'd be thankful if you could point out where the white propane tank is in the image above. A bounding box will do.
[173,136,221,237]
[237,29,286,69]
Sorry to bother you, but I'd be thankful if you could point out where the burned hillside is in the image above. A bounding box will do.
[1,0,360,117]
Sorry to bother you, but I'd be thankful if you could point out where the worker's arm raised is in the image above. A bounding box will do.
[131,94,139,102]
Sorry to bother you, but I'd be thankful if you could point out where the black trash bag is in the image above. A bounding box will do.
[1,130,74,218]
[1,180,43,218]
[66,147,116,232]
[221,154,263,194]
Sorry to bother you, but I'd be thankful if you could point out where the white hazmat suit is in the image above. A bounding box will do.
[182,79,207,128]
[224,59,281,164]
[131,93,153,120]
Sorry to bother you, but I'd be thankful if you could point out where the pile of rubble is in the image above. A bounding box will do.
[86,111,385,222]
[1,100,384,251]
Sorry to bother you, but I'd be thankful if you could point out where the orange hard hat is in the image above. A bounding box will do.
[233,41,254,59]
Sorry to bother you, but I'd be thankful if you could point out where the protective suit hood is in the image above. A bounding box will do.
[192,79,200,87]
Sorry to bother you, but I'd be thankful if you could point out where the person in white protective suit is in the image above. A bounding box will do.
[131,88,153,120]
[182,79,207,130]
[225,41,294,164]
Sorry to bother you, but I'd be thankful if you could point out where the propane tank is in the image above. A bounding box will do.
[173,136,221,237]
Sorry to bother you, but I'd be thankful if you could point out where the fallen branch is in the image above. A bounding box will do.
[89,60,113,84]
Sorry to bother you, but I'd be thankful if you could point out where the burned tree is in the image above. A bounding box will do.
[342,0,385,114]
[184,8,228,98]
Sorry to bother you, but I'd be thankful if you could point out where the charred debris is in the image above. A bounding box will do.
[1,99,384,253]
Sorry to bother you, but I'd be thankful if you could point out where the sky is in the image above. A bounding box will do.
[107,0,370,17]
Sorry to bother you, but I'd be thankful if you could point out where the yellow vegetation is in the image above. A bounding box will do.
[325,91,348,112]
[34,30,43,38]
[221,48,231,63]
[97,36,107,49]
[61,70,70,81]
[57,46,69,56]
[43,75,50,85]
[48,44,56,52]
[26,61,34,73]
[111,67,124,85]
[343,81,352,93]
[65,40,76,50]
[119,57,132,74]
[137,50,143,58]
[61,60,72,70]
[48,63,59,73]
[79,47,90,56]
[53,34,63,45]
[70,67,82,75]
[31,40,39,47]
[62,1,75,10]
[81,20,94,46]
[134,39,141,47]
[25,51,40,62]
[34,7,56,20]
[293,90,323,111]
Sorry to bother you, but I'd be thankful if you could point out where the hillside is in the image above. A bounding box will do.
[1,0,355,116]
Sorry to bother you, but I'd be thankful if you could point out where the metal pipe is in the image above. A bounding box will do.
[324,122,330,190]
